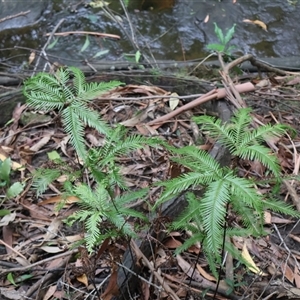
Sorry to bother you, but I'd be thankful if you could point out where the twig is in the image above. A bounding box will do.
[45,31,120,39]
[0,249,78,276]
[146,82,255,125]
[97,93,204,101]
[32,18,65,75]
[130,239,180,300]
[0,10,30,23]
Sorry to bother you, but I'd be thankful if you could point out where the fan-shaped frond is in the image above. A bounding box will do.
[193,115,236,149]
[230,195,262,235]
[199,179,230,254]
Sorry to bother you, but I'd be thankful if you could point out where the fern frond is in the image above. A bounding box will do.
[193,115,236,149]
[174,233,205,254]
[225,174,263,212]
[234,144,280,175]
[173,146,222,174]
[32,168,61,196]
[199,178,230,254]
[155,170,218,207]
[239,124,287,148]
[73,105,111,136]
[62,106,86,159]
[230,196,262,235]
[263,199,300,218]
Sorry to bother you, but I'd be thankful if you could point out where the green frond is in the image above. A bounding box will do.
[173,146,222,174]
[263,199,300,218]
[239,124,287,148]
[115,188,149,206]
[73,105,111,136]
[32,168,61,196]
[174,233,205,255]
[62,106,87,159]
[234,144,280,175]
[225,174,263,212]
[69,66,86,97]
[23,75,66,111]
[199,179,230,254]
[85,212,102,251]
[172,192,203,231]
[230,196,262,235]
[155,170,218,207]
[193,115,236,149]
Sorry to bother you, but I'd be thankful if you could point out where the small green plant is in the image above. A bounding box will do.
[154,108,299,275]
[207,22,236,56]
[0,158,24,203]
[66,182,148,252]
[23,67,122,160]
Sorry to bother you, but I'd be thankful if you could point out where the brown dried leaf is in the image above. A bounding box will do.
[281,262,294,284]
[294,265,300,288]
[243,19,268,31]
[197,264,217,282]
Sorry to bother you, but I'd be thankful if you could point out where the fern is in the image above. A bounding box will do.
[87,124,163,190]
[67,182,148,252]
[23,67,122,160]
[156,108,300,273]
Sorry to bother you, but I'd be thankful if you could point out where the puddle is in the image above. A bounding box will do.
[0,0,300,73]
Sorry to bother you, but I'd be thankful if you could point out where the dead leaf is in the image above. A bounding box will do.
[43,285,57,300]
[197,264,217,282]
[243,19,268,31]
[163,237,182,249]
[28,51,35,65]
[76,273,89,287]
[241,243,267,275]
[101,269,119,300]
[281,262,294,284]
[169,92,179,110]
[294,265,300,288]
[204,14,209,23]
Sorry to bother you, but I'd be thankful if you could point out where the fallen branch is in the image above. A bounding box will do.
[147,82,255,125]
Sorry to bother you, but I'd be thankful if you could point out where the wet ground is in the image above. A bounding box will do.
[0,0,300,73]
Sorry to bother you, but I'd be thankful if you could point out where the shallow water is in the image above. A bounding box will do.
[0,0,299,72]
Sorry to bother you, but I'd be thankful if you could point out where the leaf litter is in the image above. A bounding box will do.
[2,66,300,299]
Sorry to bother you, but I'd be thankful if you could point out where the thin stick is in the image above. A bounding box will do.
[32,18,65,75]
[0,10,30,23]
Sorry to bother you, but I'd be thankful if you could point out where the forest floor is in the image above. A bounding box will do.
[1,60,300,300]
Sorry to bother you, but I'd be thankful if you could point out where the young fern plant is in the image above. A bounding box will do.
[154,108,299,274]
[66,182,149,252]
[86,124,163,192]
[23,67,122,160]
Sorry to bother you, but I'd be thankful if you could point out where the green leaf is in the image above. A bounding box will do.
[0,158,11,184]
[135,50,141,63]
[47,151,61,161]
[0,209,11,217]
[6,182,24,199]
[224,24,236,45]
[213,22,225,44]
[206,43,225,52]
[7,273,17,286]
[80,35,90,52]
